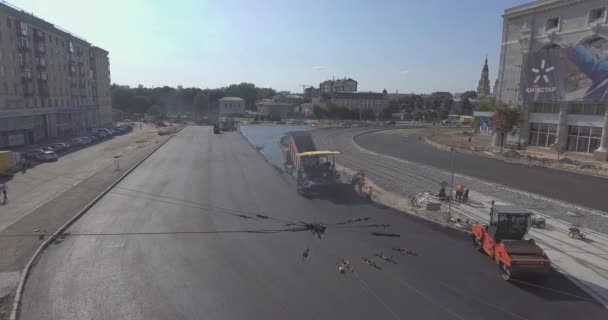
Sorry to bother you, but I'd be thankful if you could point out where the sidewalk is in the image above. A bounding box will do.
[0,125,182,319]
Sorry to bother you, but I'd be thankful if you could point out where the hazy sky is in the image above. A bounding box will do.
[12,0,531,93]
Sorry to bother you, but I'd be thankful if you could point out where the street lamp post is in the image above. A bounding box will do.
[448,147,455,219]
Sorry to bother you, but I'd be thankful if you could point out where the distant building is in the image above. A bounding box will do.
[319,78,358,95]
[0,1,111,147]
[256,99,294,119]
[476,57,491,98]
[304,86,320,99]
[496,0,608,159]
[331,91,388,114]
[218,97,245,116]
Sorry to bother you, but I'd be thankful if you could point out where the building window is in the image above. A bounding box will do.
[7,18,11,28]
[545,17,560,32]
[567,126,602,153]
[589,8,605,23]
[528,123,557,147]
[569,102,606,115]
[531,102,560,113]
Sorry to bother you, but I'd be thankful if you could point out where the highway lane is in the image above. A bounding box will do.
[19,126,607,320]
[354,128,608,213]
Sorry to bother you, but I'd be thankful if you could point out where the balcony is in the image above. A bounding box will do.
[34,29,45,40]
[18,38,30,51]
[36,57,46,68]
[21,70,33,80]
[36,45,46,54]
[38,71,48,81]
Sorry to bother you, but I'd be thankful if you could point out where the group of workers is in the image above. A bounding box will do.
[438,182,469,203]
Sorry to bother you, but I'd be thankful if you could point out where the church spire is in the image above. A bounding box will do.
[477,56,491,97]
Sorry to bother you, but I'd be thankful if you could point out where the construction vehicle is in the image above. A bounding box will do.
[471,204,551,281]
[281,132,341,197]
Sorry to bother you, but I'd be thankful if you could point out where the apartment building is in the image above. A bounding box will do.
[496,0,608,160]
[218,97,245,116]
[0,2,111,148]
[319,78,358,95]
[332,91,388,114]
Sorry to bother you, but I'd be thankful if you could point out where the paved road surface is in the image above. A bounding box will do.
[19,126,607,320]
[354,128,608,213]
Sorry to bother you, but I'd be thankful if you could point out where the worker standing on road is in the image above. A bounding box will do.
[0,183,7,205]
[455,184,464,203]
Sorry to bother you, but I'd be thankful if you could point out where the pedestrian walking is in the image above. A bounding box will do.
[0,183,7,205]
[463,187,469,203]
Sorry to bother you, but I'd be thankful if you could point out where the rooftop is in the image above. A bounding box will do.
[219,97,245,101]
[504,0,569,18]
[0,0,90,44]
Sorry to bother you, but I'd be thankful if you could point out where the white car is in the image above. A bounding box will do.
[36,150,58,162]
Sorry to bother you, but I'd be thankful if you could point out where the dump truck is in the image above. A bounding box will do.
[281,131,341,197]
[471,204,551,280]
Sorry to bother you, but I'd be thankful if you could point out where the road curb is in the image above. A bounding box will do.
[9,128,182,320]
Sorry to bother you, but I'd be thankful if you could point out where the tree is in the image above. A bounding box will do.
[325,103,339,119]
[493,106,522,152]
[439,98,453,119]
[461,98,473,115]
[460,90,478,100]
[361,108,375,120]
[379,106,393,120]
[476,97,498,111]
[313,104,324,119]
[147,104,161,117]
[193,92,210,116]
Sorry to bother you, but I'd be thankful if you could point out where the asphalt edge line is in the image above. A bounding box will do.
[9,127,183,320]
[349,128,608,309]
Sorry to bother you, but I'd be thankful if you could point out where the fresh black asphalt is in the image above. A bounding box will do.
[19,126,607,319]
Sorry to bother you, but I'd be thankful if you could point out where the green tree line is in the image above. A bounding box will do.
[111,82,276,117]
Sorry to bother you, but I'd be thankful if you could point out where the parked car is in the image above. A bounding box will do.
[80,136,92,144]
[95,132,108,139]
[41,146,59,153]
[49,144,66,152]
[57,142,71,149]
[36,150,58,162]
[24,149,45,159]
[91,128,114,136]
[70,138,87,146]
[88,135,99,142]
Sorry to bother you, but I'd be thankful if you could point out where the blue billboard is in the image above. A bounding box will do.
[521,38,608,102]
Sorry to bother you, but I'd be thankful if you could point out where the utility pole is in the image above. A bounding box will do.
[448,147,456,220]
